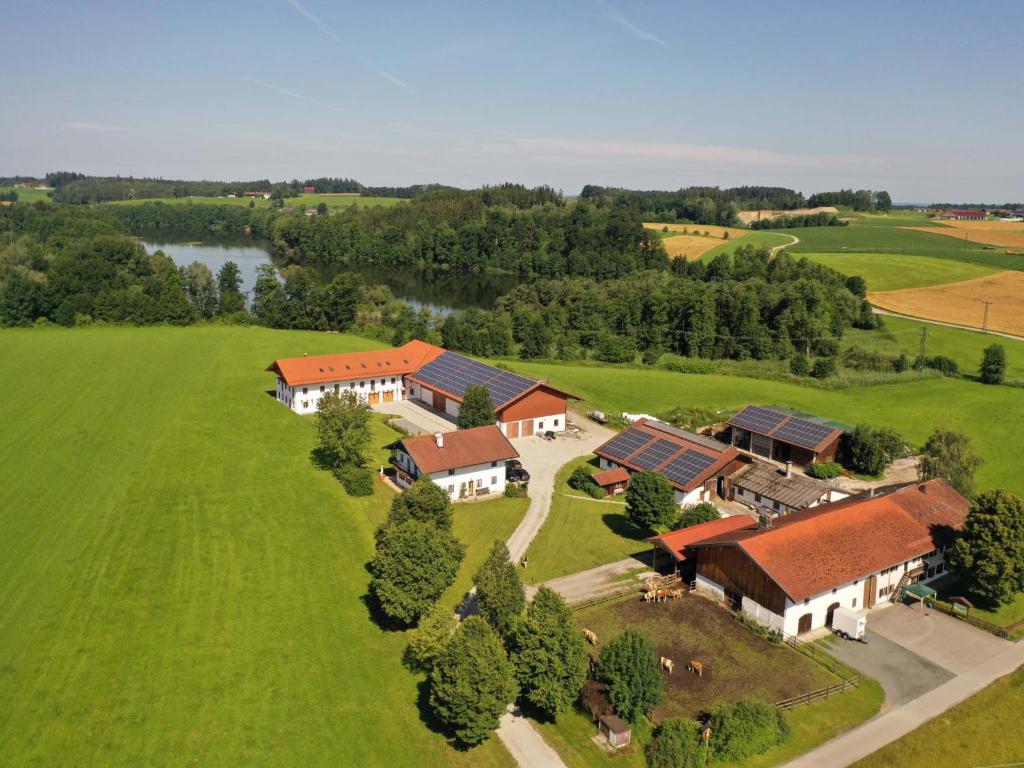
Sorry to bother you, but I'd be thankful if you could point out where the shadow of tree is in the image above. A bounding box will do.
[309,446,337,471]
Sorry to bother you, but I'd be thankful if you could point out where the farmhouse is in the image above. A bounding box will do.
[266,341,577,435]
[730,460,844,516]
[389,426,519,500]
[303,185,316,193]
[940,209,987,221]
[688,479,967,636]
[594,419,742,507]
[727,405,843,466]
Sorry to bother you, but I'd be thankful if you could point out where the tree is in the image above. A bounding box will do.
[569,465,597,491]
[810,357,837,379]
[980,344,1006,384]
[677,501,719,528]
[457,384,496,429]
[847,424,905,476]
[370,519,465,626]
[429,616,518,745]
[707,699,789,762]
[511,587,589,719]
[947,490,1024,606]
[314,391,372,470]
[789,352,810,376]
[216,261,246,314]
[388,477,453,530]
[597,628,663,722]
[405,601,458,672]
[919,428,984,498]
[475,541,525,638]
[316,202,328,215]
[625,471,677,530]
[647,718,702,768]
[320,272,362,331]
[181,261,218,318]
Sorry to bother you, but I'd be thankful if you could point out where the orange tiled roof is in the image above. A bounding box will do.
[647,515,753,561]
[395,425,519,474]
[692,479,968,601]
[592,467,630,487]
[266,340,445,387]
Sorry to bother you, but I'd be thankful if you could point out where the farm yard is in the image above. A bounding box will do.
[869,270,1024,337]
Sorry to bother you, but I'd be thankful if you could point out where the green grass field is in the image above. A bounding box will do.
[510,362,1023,497]
[852,666,1024,768]
[799,252,998,291]
[701,230,794,261]
[0,326,513,767]
[102,193,405,209]
[0,185,52,203]
[523,458,647,584]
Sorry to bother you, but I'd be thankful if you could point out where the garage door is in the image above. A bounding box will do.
[368,392,380,405]
[506,421,519,438]
[384,390,394,402]
[432,390,445,410]
[522,420,534,437]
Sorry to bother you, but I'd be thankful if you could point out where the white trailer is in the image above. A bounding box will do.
[832,606,868,642]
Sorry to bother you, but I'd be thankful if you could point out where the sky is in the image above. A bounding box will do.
[2,0,1023,202]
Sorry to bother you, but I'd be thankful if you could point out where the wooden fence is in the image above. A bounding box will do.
[775,677,860,711]
[569,583,639,611]
[929,600,1010,639]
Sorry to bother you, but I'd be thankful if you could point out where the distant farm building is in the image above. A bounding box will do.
[303,185,316,193]
[940,209,987,221]
[726,406,843,466]
[594,419,743,507]
[389,426,518,500]
[266,341,577,436]
[689,479,967,635]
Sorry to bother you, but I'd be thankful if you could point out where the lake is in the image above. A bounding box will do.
[143,239,516,313]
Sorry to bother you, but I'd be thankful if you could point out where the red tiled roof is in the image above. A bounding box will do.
[592,467,630,487]
[266,340,445,387]
[647,515,752,561]
[692,480,968,601]
[395,425,519,474]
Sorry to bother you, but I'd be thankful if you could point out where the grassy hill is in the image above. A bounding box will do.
[798,252,998,292]
[0,326,515,767]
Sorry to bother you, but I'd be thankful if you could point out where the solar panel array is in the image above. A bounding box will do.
[632,438,682,471]
[413,351,536,405]
[730,406,787,434]
[661,450,717,487]
[772,417,836,450]
[600,429,655,460]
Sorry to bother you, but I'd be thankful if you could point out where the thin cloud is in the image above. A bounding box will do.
[378,70,411,91]
[606,11,668,48]
[240,75,344,114]
[62,122,126,132]
[284,0,337,40]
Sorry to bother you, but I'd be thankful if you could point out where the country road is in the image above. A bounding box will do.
[769,233,800,255]
[870,306,1024,341]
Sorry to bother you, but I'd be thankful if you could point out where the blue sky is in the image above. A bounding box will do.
[3,0,1022,201]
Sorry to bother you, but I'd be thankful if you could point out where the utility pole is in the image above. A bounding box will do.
[979,299,993,333]
[917,326,928,368]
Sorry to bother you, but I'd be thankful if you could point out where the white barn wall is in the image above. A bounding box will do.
[277,374,404,414]
[393,448,509,501]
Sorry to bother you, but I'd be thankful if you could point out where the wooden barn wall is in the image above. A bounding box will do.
[696,546,786,614]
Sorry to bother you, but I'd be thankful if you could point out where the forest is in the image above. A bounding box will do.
[806,189,892,211]
[579,185,808,225]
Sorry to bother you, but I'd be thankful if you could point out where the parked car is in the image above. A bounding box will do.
[508,459,523,471]
[506,467,530,483]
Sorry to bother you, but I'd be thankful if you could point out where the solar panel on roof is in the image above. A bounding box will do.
[730,406,787,434]
[773,417,835,449]
[601,429,654,460]
[632,439,681,471]
[412,351,536,404]
[661,450,717,487]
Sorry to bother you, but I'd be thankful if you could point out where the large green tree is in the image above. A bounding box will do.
[947,490,1024,606]
[918,428,984,498]
[320,272,362,331]
[457,384,497,430]
[216,261,245,314]
[387,477,453,530]
[370,520,465,626]
[597,628,663,722]
[405,601,458,673]
[847,424,906,476]
[511,587,589,719]
[980,344,1007,385]
[647,718,703,768]
[429,616,518,746]
[475,541,525,638]
[707,699,789,762]
[625,471,677,530]
[676,501,719,529]
[314,391,372,470]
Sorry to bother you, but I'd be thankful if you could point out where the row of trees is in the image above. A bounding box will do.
[579,185,809,225]
[748,211,846,229]
[807,189,893,211]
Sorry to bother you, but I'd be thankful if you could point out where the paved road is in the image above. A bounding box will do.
[497,706,567,768]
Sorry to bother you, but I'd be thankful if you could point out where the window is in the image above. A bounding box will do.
[554,418,560,427]
[380,379,385,386]
[538,421,544,430]
[448,484,454,494]
[448,469,455,476]
[477,478,484,488]
[334,384,339,393]
[491,461,498,468]
[320,385,325,393]
[302,401,308,409]
[349,382,354,389]
[360,381,365,387]
[491,475,497,485]
[832,587,838,594]
[852,598,857,608]
[754,493,762,503]
[773,501,781,511]
[803,598,809,605]
[936,562,945,574]
[391,377,396,384]
[302,387,308,394]
[927,566,936,578]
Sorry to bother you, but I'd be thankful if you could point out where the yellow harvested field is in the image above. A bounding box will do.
[904,220,1024,248]
[735,206,837,226]
[644,223,748,261]
[869,270,1024,337]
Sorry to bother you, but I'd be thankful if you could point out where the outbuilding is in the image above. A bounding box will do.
[727,405,843,466]
[591,467,630,496]
[597,714,632,748]
[730,460,845,516]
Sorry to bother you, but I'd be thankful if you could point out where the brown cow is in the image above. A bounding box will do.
[660,656,675,674]
[688,660,704,676]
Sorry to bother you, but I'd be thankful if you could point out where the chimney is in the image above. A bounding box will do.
[784,461,792,479]
[869,487,875,498]
[434,432,444,449]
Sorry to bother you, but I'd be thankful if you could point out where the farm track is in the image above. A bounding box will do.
[771,234,800,255]
[871,306,1024,341]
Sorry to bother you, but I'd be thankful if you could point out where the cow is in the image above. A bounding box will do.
[641,591,656,605]
[660,657,675,674]
[583,629,598,646]
[688,660,704,676]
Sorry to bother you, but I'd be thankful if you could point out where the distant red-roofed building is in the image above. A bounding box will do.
[303,185,316,193]
[940,209,987,220]
[688,479,968,635]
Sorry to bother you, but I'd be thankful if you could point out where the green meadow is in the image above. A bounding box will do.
[102,193,404,209]
[0,186,52,203]
[799,251,997,291]
[0,326,513,767]
[701,230,794,261]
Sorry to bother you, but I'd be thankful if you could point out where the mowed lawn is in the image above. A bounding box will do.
[0,326,513,767]
[852,666,1024,768]
[508,362,1024,497]
[799,251,997,291]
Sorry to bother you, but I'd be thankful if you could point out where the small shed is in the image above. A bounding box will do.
[598,714,632,748]
[592,467,630,496]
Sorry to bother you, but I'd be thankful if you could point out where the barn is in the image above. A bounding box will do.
[730,460,844,517]
[688,480,967,636]
[593,419,743,507]
[726,406,843,466]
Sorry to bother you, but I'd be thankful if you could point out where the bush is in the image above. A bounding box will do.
[980,344,1006,384]
[593,333,637,364]
[569,465,597,491]
[656,405,718,431]
[335,465,375,496]
[810,357,837,379]
[789,352,810,377]
[625,471,677,530]
[584,483,606,499]
[806,461,841,480]
[642,347,664,366]
[504,483,528,498]
[708,699,789,762]
[847,424,906,476]
[677,501,719,528]
[647,718,702,768]
[924,355,959,376]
